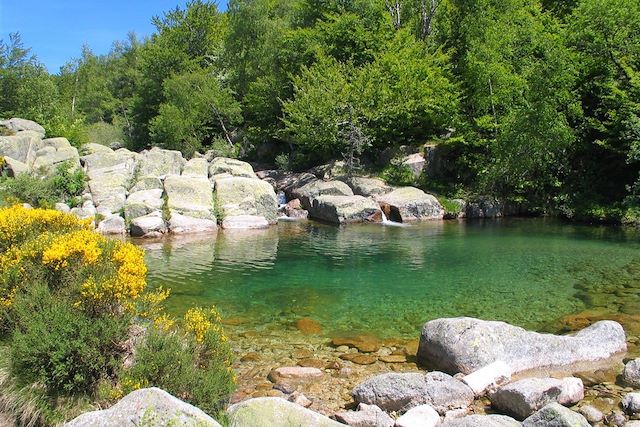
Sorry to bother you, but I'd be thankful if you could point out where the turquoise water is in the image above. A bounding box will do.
[141,219,640,339]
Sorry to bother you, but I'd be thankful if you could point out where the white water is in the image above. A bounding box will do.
[381,210,410,227]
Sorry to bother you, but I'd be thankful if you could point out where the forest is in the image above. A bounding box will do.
[1,0,639,224]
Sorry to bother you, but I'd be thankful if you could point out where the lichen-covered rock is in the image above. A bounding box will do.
[522,403,589,427]
[168,212,217,234]
[130,212,167,237]
[164,175,214,220]
[489,377,584,419]
[182,158,209,177]
[290,179,353,211]
[352,371,474,414]
[80,143,113,156]
[0,130,42,165]
[308,195,382,224]
[227,397,343,427]
[64,387,221,427]
[209,157,256,179]
[276,172,317,198]
[130,175,163,193]
[377,187,443,222]
[342,176,393,197]
[417,317,626,376]
[215,176,278,225]
[124,189,164,221]
[97,215,126,235]
[138,147,185,177]
[441,414,521,427]
[83,148,139,213]
[2,156,28,176]
[1,118,45,137]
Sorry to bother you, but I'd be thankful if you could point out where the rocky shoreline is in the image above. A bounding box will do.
[64,316,640,426]
[0,118,506,237]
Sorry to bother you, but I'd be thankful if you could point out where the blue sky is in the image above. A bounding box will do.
[0,0,225,74]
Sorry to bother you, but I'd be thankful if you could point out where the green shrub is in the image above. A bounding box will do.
[86,122,123,146]
[381,161,415,186]
[10,287,130,395]
[438,197,463,217]
[0,162,85,207]
[126,322,235,417]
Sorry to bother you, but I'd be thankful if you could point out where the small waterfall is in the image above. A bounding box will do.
[276,191,287,208]
[380,210,410,227]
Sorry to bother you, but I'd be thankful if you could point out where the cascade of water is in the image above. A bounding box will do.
[380,210,410,227]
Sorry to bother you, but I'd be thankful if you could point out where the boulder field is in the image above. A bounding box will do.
[0,118,517,234]
[62,316,637,427]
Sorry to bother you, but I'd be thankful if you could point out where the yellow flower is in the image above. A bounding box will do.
[42,230,104,270]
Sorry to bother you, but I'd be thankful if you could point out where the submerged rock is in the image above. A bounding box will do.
[227,397,343,427]
[522,403,589,427]
[489,377,584,419]
[352,371,474,414]
[417,317,626,375]
[64,387,221,427]
[335,403,395,427]
[377,187,443,222]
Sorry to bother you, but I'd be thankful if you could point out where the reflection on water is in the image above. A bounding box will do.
[141,218,640,339]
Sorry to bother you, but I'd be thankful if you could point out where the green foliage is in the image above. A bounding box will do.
[86,121,124,146]
[381,160,415,186]
[149,68,242,157]
[10,286,130,395]
[0,162,85,207]
[126,326,235,417]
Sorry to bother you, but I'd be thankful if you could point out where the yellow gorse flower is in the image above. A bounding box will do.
[184,306,226,343]
[42,230,103,270]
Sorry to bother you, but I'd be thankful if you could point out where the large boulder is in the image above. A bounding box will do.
[64,387,221,427]
[31,142,81,174]
[168,212,217,234]
[441,415,521,427]
[276,172,318,197]
[489,377,584,419]
[182,158,209,177]
[209,157,256,179]
[227,397,343,427]
[2,156,28,176]
[80,143,113,156]
[308,195,382,224]
[1,118,45,137]
[465,196,502,219]
[352,371,474,414]
[522,403,589,427]
[130,212,167,237]
[290,179,353,211]
[97,215,126,235]
[83,148,139,213]
[138,147,185,177]
[130,175,163,193]
[417,317,626,376]
[215,176,278,225]
[377,187,443,222]
[342,176,393,197]
[124,189,164,221]
[164,175,214,220]
[0,130,42,165]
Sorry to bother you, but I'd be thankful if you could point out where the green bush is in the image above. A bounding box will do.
[0,162,85,207]
[10,286,130,395]
[86,122,123,146]
[126,324,235,417]
[381,161,415,186]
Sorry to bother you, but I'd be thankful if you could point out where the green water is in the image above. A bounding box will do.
[141,218,640,339]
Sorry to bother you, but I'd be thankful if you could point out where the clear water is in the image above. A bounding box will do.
[141,218,640,340]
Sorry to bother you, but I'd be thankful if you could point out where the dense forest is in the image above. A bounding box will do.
[1,0,639,223]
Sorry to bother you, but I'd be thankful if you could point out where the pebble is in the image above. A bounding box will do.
[579,405,604,423]
[292,349,313,359]
[295,317,322,334]
[298,358,326,369]
[379,355,407,363]
[351,354,377,365]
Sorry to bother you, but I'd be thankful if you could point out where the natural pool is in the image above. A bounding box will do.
[140,218,640,340]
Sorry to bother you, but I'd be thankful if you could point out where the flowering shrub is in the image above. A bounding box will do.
[0,205,235,423]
